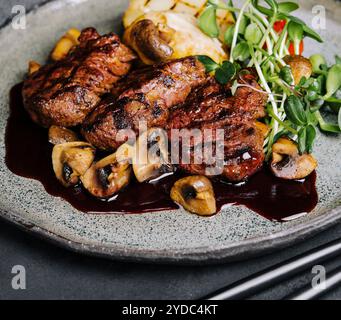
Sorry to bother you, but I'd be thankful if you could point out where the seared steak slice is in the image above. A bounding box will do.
[168,73,267,181]
[82,57,208,150]
[170,123,265,182]
[82,55,267,182]
[23,28,136,128]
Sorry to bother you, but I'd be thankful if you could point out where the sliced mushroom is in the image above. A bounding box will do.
[28,61,41,75]
[170,176,217,216]
[81,144,132,199]
[284,55,313,85]
[132,128,173,183]
[52,142,96,187]
[123,7,229,63]
[124,19,174,65]
[48,126,79,145]
[271,137,318,180]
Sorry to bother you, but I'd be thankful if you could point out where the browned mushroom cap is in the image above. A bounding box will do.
[52,142,96,187]
[271,137,318,180]
[123,19,174,65]
[170,176,217,216]
[132,128,173,183]
[81,144,132,199]
[48,126,79,145]
[284,55,313,85]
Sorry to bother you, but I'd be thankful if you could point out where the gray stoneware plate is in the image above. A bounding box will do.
[0,0,340,264]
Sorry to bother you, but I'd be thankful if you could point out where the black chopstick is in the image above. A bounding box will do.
[289,265,341,300]
[203,238,341,300]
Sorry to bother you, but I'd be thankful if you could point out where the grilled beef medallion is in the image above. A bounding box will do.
[167,73,267,182]
[81,57,208,150]
[82,54,267,182]
[22,28,136,128]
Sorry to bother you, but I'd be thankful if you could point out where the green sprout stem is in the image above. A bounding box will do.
[249,44,281,136]
[230,0,251,63]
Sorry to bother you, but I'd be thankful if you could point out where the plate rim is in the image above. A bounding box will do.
[0,0,340,265]
[1,204,341,265]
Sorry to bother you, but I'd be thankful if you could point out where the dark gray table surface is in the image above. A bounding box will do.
[0,0,340,300]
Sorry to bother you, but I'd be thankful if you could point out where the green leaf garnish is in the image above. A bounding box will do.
[309,54,327,74]
[306,124,317,153]
[198,5,220,38]
[232,41,250,61]
[324,64,341,99]
[197,55,220,73]
[298,127,307,154]
[196,0,340,158]
[279,66,294,84]
[244,23,262,44]
[316,111,341,133]
[286,15,323,42]
[306,90,319,102]
[197,56,236,85]
[278,2,299,13]
[288,21,303,41]
[284,95,307,126]
[302,24,323,43]
[224,25,235,46]
[215,61,236,84]
[306,109,319,126]
[279,14,323,42]
[238,15,248,35]
[298,125,316,154]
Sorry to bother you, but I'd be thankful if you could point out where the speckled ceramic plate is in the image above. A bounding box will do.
[0,0,340,264]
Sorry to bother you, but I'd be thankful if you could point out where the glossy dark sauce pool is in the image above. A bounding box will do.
[5,83,318,221]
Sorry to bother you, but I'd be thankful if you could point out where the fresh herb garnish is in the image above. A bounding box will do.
[197,0,340,157]
[215,61,237,84]
[197,55,236,84]
[284,95,306,126]
[324,64,341,99]
[198,5,220,38]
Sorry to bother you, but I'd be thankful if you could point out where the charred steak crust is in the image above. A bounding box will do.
[167,73,268,182]
[22,27,136,128]
[81,55,267,182]
[81,57,208,150]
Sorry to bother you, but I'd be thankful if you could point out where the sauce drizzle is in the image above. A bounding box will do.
[5,83,318,222]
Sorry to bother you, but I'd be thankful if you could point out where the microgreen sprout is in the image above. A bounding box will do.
[198,0,339,157]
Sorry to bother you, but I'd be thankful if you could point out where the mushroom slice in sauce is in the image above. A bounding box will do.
[52,142,96,187]
[81,144,132,199]
[133,128,173,183]
[271,137,318,180]
[171,176,217,216]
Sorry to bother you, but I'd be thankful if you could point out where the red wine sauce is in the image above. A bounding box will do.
[5,83,318,221]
